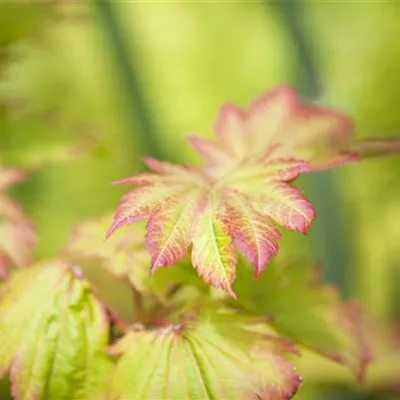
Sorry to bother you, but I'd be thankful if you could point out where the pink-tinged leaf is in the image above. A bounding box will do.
[264,158,310,181]
[191,196,237,298]
[112,173,163,186]
[227,193,281,276]
[109,86,378,294]
[248,86,354,169]
[233,262,373,380]
[0,168,25,190]
[220,155,309,189]
[336,302,372,382]
[106,184,187,239]
[147,191,201,272]
[214,103,248,159]
[279,107,354,169]
[256,183,315,234]
[144,157,190,176]
[0,167,35,276]
[188,135,235,166]
[249,85,298,151]
[109,312,302,400]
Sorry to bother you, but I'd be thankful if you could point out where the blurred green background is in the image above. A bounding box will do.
[1,1,400,399]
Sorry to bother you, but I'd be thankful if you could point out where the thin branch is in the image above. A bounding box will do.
[93,0,164,160]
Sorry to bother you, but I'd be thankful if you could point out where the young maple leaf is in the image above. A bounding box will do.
[107,85,400,296]
[0,167,35,277]
[107,126,314,296]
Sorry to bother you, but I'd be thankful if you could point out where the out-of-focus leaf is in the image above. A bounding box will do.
[65,214,206,302]
[0,261,112,399]
[108,312,301,400]
[0,43,103,170]
[0,167,35,276]
[66,215,148,281]
[0,2,49,46]
[0,109,100,170]
[232,260,371,381]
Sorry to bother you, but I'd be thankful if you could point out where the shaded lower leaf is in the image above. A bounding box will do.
[109,312,301,400]
[65,214,207,304]
[232,260,371,381]
[0,261,112,400]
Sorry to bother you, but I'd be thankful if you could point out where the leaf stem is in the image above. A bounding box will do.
[131,284,145,324]
[145,284,183,326]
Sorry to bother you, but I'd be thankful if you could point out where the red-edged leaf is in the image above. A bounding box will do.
[214,103,248,159]
[248,86,354,169]
[191,195,237,298]
[109,143,314,295]
[106,185,185,238]
[147,191,201,272]
[188,135,235,168]
[226,192,281,276]
[233,261,372,381]
[108,312,301,400]
[255,183,315,234]
[107,86,397,294]
[0,167,35,276]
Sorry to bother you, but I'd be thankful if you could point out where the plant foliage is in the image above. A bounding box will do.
[1,86,400,399]
[107,86,400,296]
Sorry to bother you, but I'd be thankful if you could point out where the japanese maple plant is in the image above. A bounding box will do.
[1,86,399,399]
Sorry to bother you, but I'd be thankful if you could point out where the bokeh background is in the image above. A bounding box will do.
[1,1,400,399]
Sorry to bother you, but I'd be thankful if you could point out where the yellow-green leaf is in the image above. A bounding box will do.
[108,312,301,400]
[233,260,371,381]
[0,261,112,399]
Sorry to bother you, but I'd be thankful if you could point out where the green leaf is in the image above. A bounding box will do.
[108,312,301,400]
[232,260,371,381]
[0,261,112,399]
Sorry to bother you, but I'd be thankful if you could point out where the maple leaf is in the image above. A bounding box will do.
[232,260,372,381]
[0,261,112,399]
[108,312,301,400]
[0,167,35,277]
[107,85,400,296]
[107,148,313,297]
